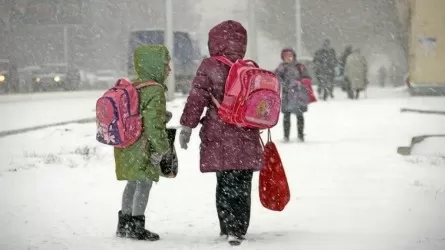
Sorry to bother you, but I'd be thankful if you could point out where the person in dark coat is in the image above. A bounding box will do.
[313,39,337,100]
[178,20,263,246]
[339,45,353,69]
[275,48,312,142]
[339,45,353,97]
[378,66,387,87]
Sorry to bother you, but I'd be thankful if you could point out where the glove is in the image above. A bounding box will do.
[150,152,164,166]
[165,111,172,124]
[179,126,192,150]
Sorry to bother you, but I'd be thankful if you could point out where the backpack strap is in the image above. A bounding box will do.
[213,56,259,68]
[259,129,272,149]
[296,63,311,79]
[209,93,221,108]
[115,78,131,87]
[296,63,306,75]
[212,56,234,67]
[135,80,160,89]
[240,59,259,68]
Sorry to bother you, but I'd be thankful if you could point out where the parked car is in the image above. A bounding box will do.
[0,59,19,93]
[31,63,80,91]
[18,65,41,92]
[93,69,117,89]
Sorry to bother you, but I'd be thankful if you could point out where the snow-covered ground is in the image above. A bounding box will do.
[1,87,445,250]
[412,137,445,157]
[0,91,102,132]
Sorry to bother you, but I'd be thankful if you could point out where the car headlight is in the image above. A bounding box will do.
[54,76,61,82]
[0,75,5,82]
[35,77,41,83]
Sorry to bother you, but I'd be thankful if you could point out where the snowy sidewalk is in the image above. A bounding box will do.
[1,88,445,250]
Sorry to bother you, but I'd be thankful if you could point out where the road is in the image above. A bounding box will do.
[0,89,188,134]
[0,91,102,132]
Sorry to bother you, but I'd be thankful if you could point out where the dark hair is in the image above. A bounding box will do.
[281,48,296,60]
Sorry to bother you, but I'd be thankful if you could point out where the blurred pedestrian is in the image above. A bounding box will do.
[313,39,337,100]
[275,48,316,142]
[344,48,368,99]
[378,66,387,87]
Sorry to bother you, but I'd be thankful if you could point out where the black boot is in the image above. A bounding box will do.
[298,133,305,142]
[283,112,291,142]
[228,234,245,246]
[219,232,228,240]
[116,211,131,237]
[129,215,160,241]
[297,115,305,142]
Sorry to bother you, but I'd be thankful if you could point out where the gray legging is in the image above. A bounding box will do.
[121,180,153,216]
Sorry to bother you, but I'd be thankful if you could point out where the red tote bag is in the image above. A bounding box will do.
[259,130,291,211]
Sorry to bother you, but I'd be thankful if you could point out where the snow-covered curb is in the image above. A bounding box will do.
[0,118,96,138]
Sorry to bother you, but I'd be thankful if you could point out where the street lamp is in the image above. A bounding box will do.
[247,0,258,62]
[165,0,175,101]
[295,0,302,56]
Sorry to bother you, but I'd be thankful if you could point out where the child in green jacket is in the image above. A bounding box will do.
[114,45,171,241]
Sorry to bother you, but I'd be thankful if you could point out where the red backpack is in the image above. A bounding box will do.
[210,56,281,129]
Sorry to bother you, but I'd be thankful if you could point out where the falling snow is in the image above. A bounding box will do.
[0,0,444,249]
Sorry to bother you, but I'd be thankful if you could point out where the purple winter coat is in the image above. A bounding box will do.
[180,20,263,173]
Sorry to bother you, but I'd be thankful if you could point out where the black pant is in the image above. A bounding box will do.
[316,75,334,100]
[348,89,362,99]
[216,170,253,237]
[283,112,304,139]
[355,90,361,99]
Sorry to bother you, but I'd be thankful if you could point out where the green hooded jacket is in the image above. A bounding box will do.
[114,45,170,182]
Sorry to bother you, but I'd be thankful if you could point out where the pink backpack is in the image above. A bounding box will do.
[210,56,281,129]
[96,79,159,148]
